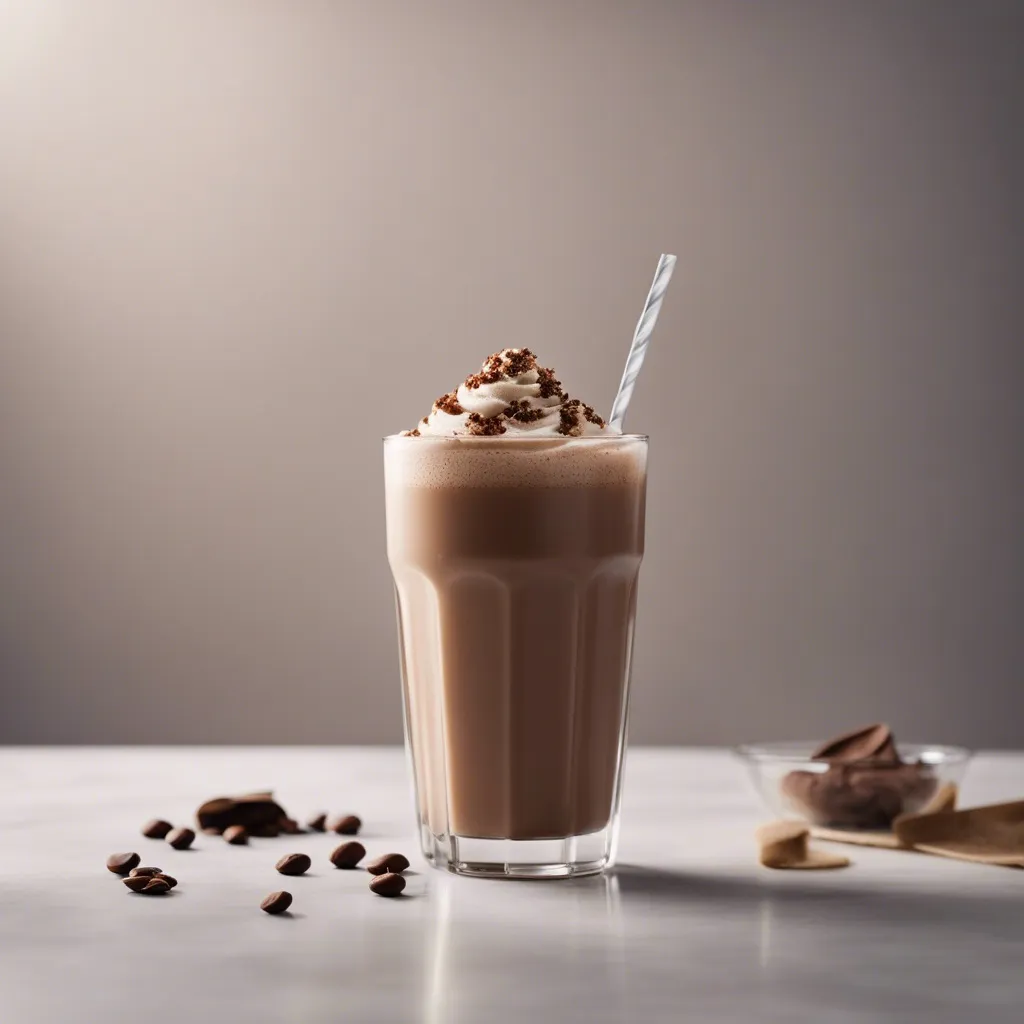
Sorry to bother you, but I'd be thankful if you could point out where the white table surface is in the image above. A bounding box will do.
[1,747,1022,1024]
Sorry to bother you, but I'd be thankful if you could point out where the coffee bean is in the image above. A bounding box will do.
[154,873,178,889]
[223,825,249,845]
[166,827,196,850]
[369,872,406,898]
[276,853,311,876]
[128,866,163,878]
[329,841,365,869]
[280,818,303,835]
[365,853,410,876]
[260,891,293,915]
[142,819,173,840]
[123,875,151,892]
[306,813,327,832]
[106,852,141,875]
[142,877,171,895]
[331,815,361,835]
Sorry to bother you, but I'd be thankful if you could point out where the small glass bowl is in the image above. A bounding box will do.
[734,741,972,831]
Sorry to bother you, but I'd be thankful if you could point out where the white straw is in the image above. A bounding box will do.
[608,253,677,431]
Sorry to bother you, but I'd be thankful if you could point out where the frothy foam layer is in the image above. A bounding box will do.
[403,349,617,439]
[384,436,647,489]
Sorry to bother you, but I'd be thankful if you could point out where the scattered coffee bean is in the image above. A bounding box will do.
[223,825,249,846]
[142,819,173,840]
[123,875,151,892]
[306,813,327,832]
[166,827,196,850]
[365,853,410,876]
[155,873,178,889]
[280,818,303,835]
[329,841,365,869]
[128,866,163,878]
[369,872,406,897]
[106,852,141,875]
[276,853,311,876]
[260,891,293,915]
[331,815,362,835]
[142,877,171,895]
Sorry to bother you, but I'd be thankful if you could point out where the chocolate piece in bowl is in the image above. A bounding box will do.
[780,724,938,830]
[811,723,900,765]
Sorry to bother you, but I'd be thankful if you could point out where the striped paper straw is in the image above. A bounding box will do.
[608,253,677,431]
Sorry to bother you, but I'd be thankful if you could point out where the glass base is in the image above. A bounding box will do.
[420,823,616,879]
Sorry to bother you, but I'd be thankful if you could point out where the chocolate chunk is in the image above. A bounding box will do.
[248,822,281,838]
[166,827,196,850]
[203,827,225,836]
[142,819,173,840]
[330,815,361,836]
[106,852,141,875]
[329,841,365,869]
[123,875,151,892]
[260,891,293,915]
[280,818,303,835]
[128,866,163,878]
[141,877,171,895]
[369,872,407,897]
[275,853,311,876]
[306,813,327,832]
[196,792,289,834]
[365,853,410,876]
[154,873,178,889]
[223,825,249,845]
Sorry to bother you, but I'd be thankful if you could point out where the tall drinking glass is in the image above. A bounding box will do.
[384,434,648,878]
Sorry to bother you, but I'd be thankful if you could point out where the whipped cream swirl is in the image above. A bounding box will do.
[405,349,615,438]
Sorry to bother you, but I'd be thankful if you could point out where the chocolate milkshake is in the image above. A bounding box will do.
[385,349,647,878]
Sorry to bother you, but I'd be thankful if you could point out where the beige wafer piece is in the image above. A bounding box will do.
[894,799,1024,868]
[756,820,850,870]
[810,827,904,849]
[811,783,960,850]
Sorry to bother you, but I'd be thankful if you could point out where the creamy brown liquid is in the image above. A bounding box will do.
[386,440,646,841]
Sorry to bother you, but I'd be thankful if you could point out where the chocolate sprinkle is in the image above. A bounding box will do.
[536,366,565,400]
[465,412,507,436]
[433,391,465,416]
[504,399,545,423]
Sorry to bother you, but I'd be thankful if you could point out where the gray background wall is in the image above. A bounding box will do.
[1,1,1022,747]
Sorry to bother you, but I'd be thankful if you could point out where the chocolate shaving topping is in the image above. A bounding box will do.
[433,391,464,416]
[503,399,545,423]
[465,412,507,436]
[557,399,584,436]
[536,366,564,399]
[405,349,604,435]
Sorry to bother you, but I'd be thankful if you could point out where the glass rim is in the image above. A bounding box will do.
[383,432,648,444]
